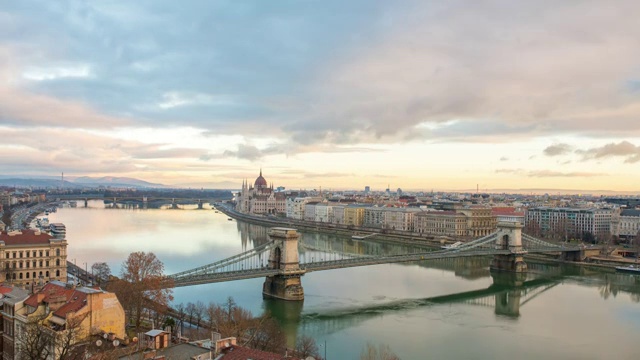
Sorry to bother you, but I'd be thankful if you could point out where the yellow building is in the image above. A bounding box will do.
[10,281,126,359]
[0,229,67,286]
[458,207,497,237]
[344,206,365,227]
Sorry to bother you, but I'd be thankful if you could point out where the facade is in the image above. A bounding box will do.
[414,211,468,237]
[331,205,345,225]
[458,207,497,237]
[363,207,386,228]
[491,207,525,225]
[303,203,319,222]
[614,209,640,239]
[10,281,125,360]
[0,230,67,287]
[344,205,365,227]
[236,170,286,215]
[526,207,613,240]
[0,285,30,360]
[314,204,333,223]
[383,208,420,231]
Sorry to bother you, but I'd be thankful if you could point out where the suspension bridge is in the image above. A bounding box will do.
[166,222,583,300]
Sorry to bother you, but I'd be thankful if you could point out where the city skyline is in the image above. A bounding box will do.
[2,1,640,192]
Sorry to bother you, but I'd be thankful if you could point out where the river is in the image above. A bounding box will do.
[46,201,640,359]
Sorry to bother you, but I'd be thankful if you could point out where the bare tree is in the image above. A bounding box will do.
[194,301,205,330]
[18,313,86,360]
[19,314,53,360]
[174,302,187,336]
[91,262,111,287]
[186,302,197,327]
[360,343,401,360]
[295,335,322,360]
[109,251,174,331]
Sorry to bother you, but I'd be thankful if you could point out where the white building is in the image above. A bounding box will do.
[526,207,613,240]
[615,209,640,239]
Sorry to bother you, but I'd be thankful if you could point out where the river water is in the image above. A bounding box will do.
[46,201,640,359]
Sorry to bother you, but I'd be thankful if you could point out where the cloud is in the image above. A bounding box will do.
[544,143,572,156]
[496,169,604,177]
[499,157,509,161]
[576,141,640,163]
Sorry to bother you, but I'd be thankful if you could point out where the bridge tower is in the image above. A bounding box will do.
[171,198,178,209]
[84,198,88,208]
[262,228,305,301]
[491,222,528,273]
[197,199,203,210]
[142,196,148,209]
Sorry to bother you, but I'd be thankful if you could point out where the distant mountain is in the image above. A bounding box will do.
[72,176,166,188]
[0,178,82,188]
[0,176,168,189]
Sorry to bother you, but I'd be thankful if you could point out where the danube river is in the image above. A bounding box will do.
[47,201,640,359]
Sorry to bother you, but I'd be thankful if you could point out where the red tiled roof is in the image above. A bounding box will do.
[0,285,13,295]
[219,345,300,360]
[0,230,52,246]
[24,282,88,319]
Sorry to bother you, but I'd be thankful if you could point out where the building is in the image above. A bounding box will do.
[363,207,386,228]
[526,207,613,240]
[236,170,286,215]
[0,285,30,360]
[331,205,345,225]
[314,203,333,223]
[344,205,366,227]
[0,230,67,286]
[458,207,497,237]
[383,208,420,231]
[491,207,525,225]
[303,202,319,222]
[10,281,125,360]
[613,209,640,240]
[414,210,468,237]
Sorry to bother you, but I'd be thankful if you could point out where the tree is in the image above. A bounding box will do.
[109,251,174,331]
[360,343,400,360]
[295,335,322,360]
[91,262,111,287]
[18,313,86,360]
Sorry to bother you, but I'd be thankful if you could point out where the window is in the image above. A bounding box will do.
[46,261,49,267]
[56,259,60,266]
[56,270,60,277]
[56,249,60,257]
[46,251,49,257]
[19,252,22,258]
[39,261,42,267]
[39,251,43,257]
[45,271,49,277]
[26,273,29,279]
[32,251,36,257]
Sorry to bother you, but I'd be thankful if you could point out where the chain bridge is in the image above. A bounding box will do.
[168,222,583,300]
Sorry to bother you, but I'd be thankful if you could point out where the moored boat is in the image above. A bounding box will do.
[615,265,640,274]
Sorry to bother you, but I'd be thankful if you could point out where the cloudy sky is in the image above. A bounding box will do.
[2,1,640,192]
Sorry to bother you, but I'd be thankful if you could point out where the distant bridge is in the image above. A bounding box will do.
[167,222,583,300]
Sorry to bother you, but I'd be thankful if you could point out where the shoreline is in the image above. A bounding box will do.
[215,203,633,272]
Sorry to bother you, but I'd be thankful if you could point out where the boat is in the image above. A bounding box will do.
[227,218,233,221]
[441,241,463,250]
[615,265,640,274]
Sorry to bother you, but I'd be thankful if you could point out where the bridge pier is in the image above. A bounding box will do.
[197,200,203,210]
[171,198,178,209]
[491,272,526,317]
[262,228,305,301]
[84,198,88,208]
[491,222,528,273]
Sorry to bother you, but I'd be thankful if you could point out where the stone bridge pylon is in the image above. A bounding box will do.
[262,228,306,301]
[491,222,528,273]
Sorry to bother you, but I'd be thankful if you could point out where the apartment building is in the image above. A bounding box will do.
[0,230,67,287]
[414,210,468,237]
[526,207,613,239]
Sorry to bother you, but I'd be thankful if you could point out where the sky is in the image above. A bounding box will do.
[1,1,640,193]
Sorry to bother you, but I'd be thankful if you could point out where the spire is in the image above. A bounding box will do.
[260,167,262,177]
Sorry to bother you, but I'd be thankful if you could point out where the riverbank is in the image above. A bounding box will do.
[215,203,635,271]
[214,203,447,248]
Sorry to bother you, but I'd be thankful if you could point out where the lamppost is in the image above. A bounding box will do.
[83,262,88,286]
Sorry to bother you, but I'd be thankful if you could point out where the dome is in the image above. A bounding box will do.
[254,169,267,187]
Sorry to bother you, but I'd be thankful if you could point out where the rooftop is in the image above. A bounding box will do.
[0,229,53,245]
